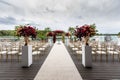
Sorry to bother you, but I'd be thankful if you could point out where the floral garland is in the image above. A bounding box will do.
[47,32,54,36]
[53,30,64,34]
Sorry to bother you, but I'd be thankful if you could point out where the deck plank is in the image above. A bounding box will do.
[0,46,52,80]
[66,46,120,80]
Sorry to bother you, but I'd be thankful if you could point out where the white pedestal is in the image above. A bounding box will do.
[65,37,69,46]
[82,45,92,68]
[22,45,32,67]
[48,37,53,46]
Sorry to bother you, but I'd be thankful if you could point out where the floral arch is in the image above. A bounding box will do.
[47,30,70,43]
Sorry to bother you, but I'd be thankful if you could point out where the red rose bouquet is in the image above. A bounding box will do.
[16,26,37,46]
[75,24,97,45]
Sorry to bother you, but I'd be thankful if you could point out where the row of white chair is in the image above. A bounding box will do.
[69,41,120,62]
[0,41,50,62]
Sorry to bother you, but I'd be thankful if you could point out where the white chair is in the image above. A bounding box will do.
[91,44,97,61]
[0,44,7,61]
[96,42,106,61]
[107,43,119,61]
[7,44,19,62]
[33,49,41,60]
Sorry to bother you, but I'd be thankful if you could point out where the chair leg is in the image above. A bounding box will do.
[95,53,97,61]
[113,53,114,62]
[100,53,102,62]
[6,54,8,62]
[76,53,80,60]
[36,53,39,60]
[11,54,12,62]
[118,54,120,62]
[39,51,41,58]
[17,54,20,62]
[106,53,108,62]
[0,54,2,62]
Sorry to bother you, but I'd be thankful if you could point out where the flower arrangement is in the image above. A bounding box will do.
[53,30,64,36]
[46,30,64,37]
[16,25,37,46]
[65,32,71,36]
[54,30,64,34]
[16,26,36,38]
[75,24,97,45]
[46,32,54,36]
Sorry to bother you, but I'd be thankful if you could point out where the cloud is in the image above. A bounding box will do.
[0,0,120,33]
[0,16,17,25]
[0,0,15,7]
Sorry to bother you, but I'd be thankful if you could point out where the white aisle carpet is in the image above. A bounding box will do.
[34,41,83,80]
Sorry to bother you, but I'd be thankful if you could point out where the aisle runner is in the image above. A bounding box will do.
[34,41,82,80]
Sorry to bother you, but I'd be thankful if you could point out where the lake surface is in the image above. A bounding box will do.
[90,35,119,42]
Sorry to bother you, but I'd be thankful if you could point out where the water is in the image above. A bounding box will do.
[0,36,18,41]
[90,35,119,42]
[0,35,119,43]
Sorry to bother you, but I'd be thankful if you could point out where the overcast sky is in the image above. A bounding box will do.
[0,0,120,33]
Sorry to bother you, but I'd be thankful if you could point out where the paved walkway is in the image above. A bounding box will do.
[34,41,83,80]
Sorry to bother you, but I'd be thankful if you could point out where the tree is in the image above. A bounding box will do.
[0,30,15,36]
[37,30,47,40]
[68,27,75,41]
[15,25,21,30]
[44,27,51,32]
[118,32,120,37]
[118,32,120,35]
[68,27,75,35]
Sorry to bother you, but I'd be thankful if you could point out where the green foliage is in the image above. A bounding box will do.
[44,27,51,32]
[118,32,120,35]
[0,30,15,36]
[68,27,75,35]
[15,25,21,30]
[97,33,117,36]
[62,35,65,43]
[68,27,75,40]
[37,30,47,40]
[89,23,98,37]
[35,27,52,40]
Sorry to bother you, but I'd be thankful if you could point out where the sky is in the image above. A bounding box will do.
[0,0,120,33]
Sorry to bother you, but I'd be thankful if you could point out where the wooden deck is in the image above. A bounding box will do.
[0,46,52,80]
[0,44,120,80]
[66,46,120,80]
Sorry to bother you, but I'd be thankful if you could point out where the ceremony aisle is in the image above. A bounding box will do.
[34,41,82,80]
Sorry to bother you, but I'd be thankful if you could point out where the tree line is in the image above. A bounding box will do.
[0,27,52,40]
[0,25,119,40]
